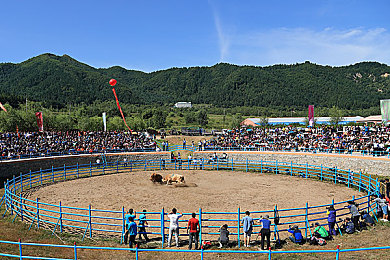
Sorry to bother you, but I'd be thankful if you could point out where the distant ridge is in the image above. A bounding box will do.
[0,53,390,109]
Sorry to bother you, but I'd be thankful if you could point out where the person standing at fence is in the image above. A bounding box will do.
[138,209,150,242]
[326,205,337,236]
[178,152,182,170]
[128,217,138,248]
[259,215,271,250]
[124,209,136,245]
[187,212,200,250]
[345,201,361,229]
[372,195,388,222]
[241,211,254,247]
[168,208,182,247]
[385,179,390,198]
[183,138,186,149]
[218,224,229,248]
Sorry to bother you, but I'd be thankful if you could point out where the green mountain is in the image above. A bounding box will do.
[1,53,390,110]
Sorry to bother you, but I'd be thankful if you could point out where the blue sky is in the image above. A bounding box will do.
[1,0,390,72]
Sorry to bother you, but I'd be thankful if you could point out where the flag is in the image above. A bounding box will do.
[35,112,44,131]
[308,105,314,127]
[0,102,7,112]
[380,99,390,124]
[112,88,132,132]
[102,112,107,131]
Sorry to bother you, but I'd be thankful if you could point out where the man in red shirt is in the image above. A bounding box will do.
[187,213,200,250]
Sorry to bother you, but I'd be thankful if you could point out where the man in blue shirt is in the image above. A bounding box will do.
[124,209,136,245]
[288,225,303,244]
[241,211,254,247]
[138,209,150,242]
[259,215,271,250]
[128,217,138,248]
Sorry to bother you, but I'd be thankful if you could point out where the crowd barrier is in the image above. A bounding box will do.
[0,157,385,259]
[1,239,390,260]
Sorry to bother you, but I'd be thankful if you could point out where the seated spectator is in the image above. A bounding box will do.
[218,224,229,248]
[288,225,303,244]
[340,218,355,234]
[361,211,375,227]
[312,222,330,239]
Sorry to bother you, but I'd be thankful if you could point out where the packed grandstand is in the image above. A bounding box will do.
[1,124,390,160]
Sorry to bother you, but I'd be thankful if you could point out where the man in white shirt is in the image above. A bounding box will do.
[168,208,182,247]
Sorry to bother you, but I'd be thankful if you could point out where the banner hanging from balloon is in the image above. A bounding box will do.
[110,79,132,132]
[0,102,7,112]
[308,105,314,127]
[35,112,44,132]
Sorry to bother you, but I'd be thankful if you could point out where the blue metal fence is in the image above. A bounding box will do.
[0,157,384,259]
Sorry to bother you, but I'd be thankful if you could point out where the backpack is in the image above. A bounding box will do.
[317,238,327,246]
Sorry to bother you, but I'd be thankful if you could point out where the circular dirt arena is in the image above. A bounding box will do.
[31,170,363,214]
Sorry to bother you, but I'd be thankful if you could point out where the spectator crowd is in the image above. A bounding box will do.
[0,131,156,159]
[201,125,390,155]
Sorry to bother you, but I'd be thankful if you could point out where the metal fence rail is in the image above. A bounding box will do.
[2,158,381,248]
[1,240,390,260]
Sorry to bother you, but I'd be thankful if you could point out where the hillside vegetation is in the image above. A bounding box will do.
[1,54,390,110]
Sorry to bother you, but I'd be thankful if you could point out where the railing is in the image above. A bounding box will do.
[1,239,390,260]
[200,146,390,158]
[2,158,381,246]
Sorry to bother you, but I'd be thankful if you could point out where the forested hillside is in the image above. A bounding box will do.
[1,53,390,110]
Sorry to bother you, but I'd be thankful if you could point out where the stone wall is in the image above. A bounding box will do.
[0,152,170,186]
[194,151,390,177]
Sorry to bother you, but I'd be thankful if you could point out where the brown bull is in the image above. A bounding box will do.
[150,173,163,183]
[163,174,185,185]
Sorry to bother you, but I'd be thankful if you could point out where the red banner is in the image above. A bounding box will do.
[308,105,314,127]
[112,88,132,132]
[35,112,44,131]
[0,102,7,112]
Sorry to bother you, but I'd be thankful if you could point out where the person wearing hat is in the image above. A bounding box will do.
[258,215,271,250]
[288,225,303,244]
[313,222,329,239]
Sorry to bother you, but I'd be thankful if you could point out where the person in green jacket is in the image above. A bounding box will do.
[313,222,329,238]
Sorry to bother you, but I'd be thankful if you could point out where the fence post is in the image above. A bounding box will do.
[201,247,204,260]
[116,160,119,173]
[74,242,77,260]
[19,238,22,260]
[237,207,241,248]
[135,245,139,260]
[261,159,263,174]
[369,174,372,192]
[347,169,351,188]
[305,163,308,178]
[144,159,147,171]
[268,247,272,260]
[40,168,43,185]
[59,201,63,233]
[64,165,66,181]
[130,160,133,172]
[320,165,323,181]
[20,194,23,222]
[375,178,379,194]
[305,202,309,238]
[359,171,362,192]
[160,159,162,170]
[20,173,23,192]
[89,161,92,177]
[89,204,92,238]
[199,207,202,246]
[121,207,125,244]
[336,245,340,260]
[290,161,293,176]
[275,160,278,174]
[161,207,165,248]
[52,166,54,183]
[30,170,32,188]
[334,167,337,184]
[36,198,40,229]
[11,175,15,215]
[217,157,219,171]
[246,159,248,172]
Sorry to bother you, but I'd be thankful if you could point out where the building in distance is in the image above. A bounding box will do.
[174,102,192,108]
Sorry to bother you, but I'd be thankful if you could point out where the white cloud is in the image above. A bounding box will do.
[221,27,390,66]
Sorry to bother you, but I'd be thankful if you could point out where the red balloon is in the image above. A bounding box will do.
[109,79,117,86]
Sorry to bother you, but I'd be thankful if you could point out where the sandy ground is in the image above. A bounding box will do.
[31,170,363,213]
[27,170,365,241]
